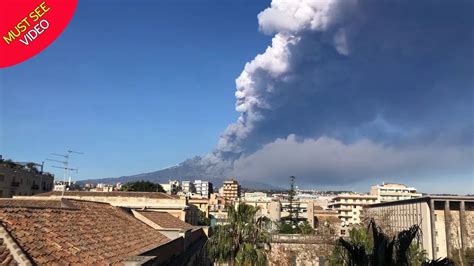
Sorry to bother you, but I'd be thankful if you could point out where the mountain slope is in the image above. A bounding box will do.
[79,157,281,190]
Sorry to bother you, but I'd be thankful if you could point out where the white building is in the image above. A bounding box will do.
[243,192,268,201]
[194,180,213,198]
[160,180,180,195]
[328,194,378,236]
[370,182,422,203]
[181,181,195,194]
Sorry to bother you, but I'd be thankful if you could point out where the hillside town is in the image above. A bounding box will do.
[0,156,472,265]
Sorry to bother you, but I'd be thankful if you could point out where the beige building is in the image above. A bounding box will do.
[370,182,422,202]
[15,191,199,224]
[242,195,281,222]
[328,194,378,235]
[222,179,241,201]
[0,162,54,198]
[366,196,474,260]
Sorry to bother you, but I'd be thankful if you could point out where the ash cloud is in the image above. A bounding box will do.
[189,0,474,187]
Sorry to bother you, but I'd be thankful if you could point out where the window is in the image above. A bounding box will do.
[435,231,438,236]
[341,230,346,235]
[0,174,4,182]
[434,214,437,221]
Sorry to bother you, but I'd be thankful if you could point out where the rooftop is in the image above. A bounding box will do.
[0,198,171,264]
[367,195,474,208]
[36,191,178,199]
[137,211,194,231]
[332,194,378,199]
[0,239,17,265]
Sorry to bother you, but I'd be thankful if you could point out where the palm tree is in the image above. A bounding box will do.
[335,219,453,266]
[207,204,270,265]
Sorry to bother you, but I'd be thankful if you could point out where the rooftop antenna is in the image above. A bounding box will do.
[47,149,83,197]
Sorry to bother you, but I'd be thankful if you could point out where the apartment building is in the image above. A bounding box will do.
[0,161,54,198]
[161,180,180,195]
[222,179,241,201]
[182,181,196,194]
[366,196,474,260]
[370,182,422,202]
[328,194,378,235]
[194,180,213,198]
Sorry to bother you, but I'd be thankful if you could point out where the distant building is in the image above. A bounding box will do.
[0,161,54,198]
[222,179,241,201]
[182,181,196,194]
[243,192,268,201]
[194,180,213,198]
[161,180,180,195]
[328,194,378,235]
[307,202,341,236]
[241,192,281,223]
[365,196,474,260]
[370,182,422,202]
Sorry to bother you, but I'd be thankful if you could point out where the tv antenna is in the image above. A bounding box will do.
[47,149,83,196]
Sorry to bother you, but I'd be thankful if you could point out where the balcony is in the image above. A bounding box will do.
[31,184,39,190]
[11,181,20,187]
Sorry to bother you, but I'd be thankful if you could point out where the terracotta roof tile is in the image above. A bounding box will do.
[0,239,18,265]
[138,211,194,231]
[0,199,170,264]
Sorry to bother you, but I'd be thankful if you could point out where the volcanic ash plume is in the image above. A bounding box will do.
[184,0,474,186]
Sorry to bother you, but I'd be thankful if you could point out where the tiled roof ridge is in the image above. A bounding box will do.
[0,224,32,265]
[0,198,78,210]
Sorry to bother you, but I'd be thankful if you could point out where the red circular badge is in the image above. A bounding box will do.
[0,0,78,68]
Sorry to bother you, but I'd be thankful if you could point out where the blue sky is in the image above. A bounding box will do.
[0,0,271,179]
[1,0,473,194]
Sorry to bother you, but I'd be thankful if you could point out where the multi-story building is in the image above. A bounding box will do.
[328,194,378,235]
[181,181,196,194]
[370,182,422,202]
[161,180,180,195]
[194,180,213,198]
[222,179,241,201]
[365,196,474,260]
[0,160,54,198]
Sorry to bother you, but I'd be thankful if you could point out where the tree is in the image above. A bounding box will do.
[298,220,315,235]
[207,204,270,265]
[120,180,165,192]
[198,210,210,226]
[331,219,452,266]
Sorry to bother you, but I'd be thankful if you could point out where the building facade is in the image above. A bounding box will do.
[222,179,241,201]
[328,194,378,235]
[182,181,196,194]
[370,182,422,202]
[194,180,213,198]
[365,196,474,260]
[0,162,54,198]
